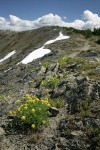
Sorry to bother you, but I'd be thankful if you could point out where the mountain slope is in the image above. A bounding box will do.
[0,27,100,150]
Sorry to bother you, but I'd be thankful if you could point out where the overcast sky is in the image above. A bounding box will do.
[0,0,100,31]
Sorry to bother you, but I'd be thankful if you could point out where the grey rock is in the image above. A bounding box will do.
[66,63,78,70]
[71,130,84,136]
[83,118,100,128]
[38,66,46,75]
[49,107,59,117]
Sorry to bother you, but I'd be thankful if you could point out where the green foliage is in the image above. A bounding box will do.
[79,29,92,37]
[93,28,100,36]
[0,95,5,100]
[58,56,71,65]
[41,77,60,89]
[78,99,91,118]
[8,95,51,129]
[34,67,39,71]
[94,128,100,138]
[44,62,49,68]
[63,27,100,37]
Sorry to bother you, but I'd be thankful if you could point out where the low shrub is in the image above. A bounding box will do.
[8,94,51,130]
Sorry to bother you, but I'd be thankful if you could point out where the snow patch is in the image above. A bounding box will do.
[44,31,70,45]
[0,50,16,63]
[20,31,70,64]
[21,46,51,64]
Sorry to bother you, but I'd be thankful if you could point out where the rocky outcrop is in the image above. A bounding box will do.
[53,75,100,113]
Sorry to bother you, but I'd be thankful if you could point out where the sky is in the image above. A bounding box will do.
[0,0,100,31]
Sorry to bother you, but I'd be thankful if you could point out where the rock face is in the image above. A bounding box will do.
[54,75,100,113]
[57,116,100,150]
[80,50,100,57]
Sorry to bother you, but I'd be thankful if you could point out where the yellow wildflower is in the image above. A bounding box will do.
[31,124,35,128]
[39,108,41,111]
[20,104,23,108]
[12,111,16,115]
[34,98,39,101]
[41,100,45,103]
[24,103,28,107]
[44,100,49,104]
[24,106,28,110]
[21,116,26,120]
[31,108,35,113]
[32,100,35,103]
[16,100,21,103]
[42,120,46,124]
[44,98,49,101]
[17,107,21,112]
[9,111,13,115]
[26,99,33,103]
[25,94,31,98]
[47,103,50,107]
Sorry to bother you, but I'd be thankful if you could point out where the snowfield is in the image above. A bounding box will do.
[21,31,70,64]
[44,31,70,45]
[21,46,51,64]
[0,50,16,63]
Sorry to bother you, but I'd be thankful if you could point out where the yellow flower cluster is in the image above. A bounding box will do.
[8,95,51,129]
[41,98,51,107]
[9,111,16,115]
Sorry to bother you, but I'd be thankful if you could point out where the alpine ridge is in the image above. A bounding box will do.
[0,26,100,150]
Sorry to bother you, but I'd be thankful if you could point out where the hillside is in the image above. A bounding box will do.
[0,26,100,150]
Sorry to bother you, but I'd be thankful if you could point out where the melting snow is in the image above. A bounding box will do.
[0,50,16,63]
[20,31,70,64]
[21,46,51,64]
[44,31,70,45]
